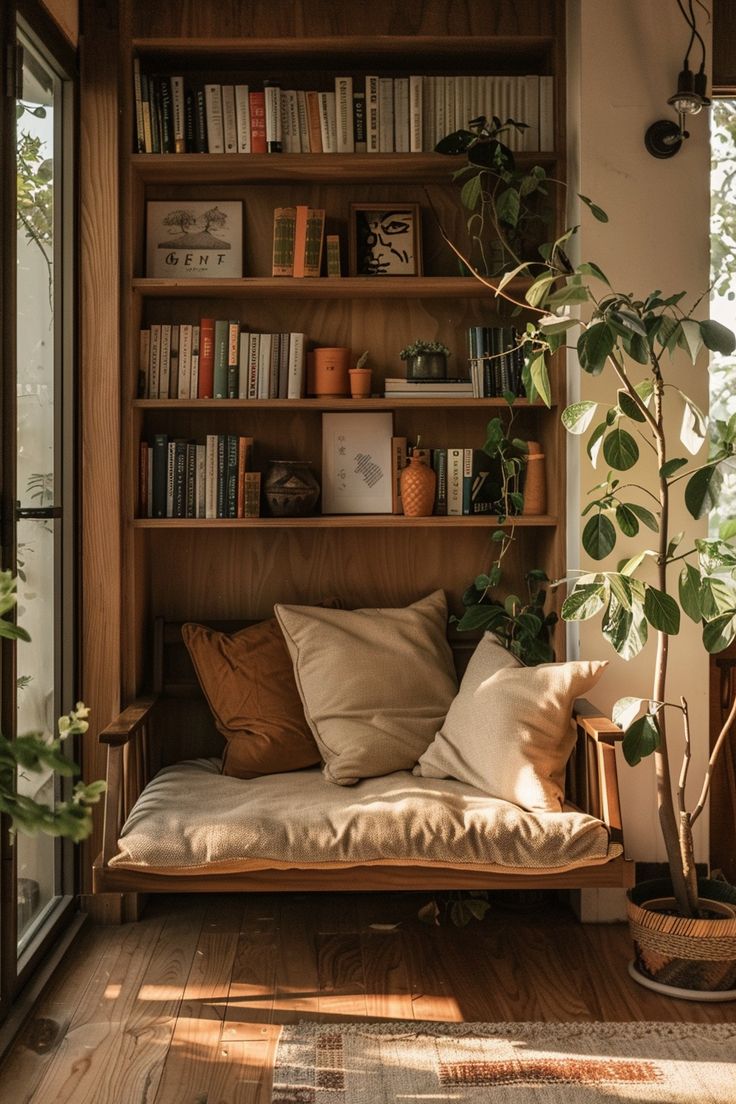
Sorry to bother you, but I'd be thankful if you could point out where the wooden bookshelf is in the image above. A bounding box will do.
[132,514,557,530]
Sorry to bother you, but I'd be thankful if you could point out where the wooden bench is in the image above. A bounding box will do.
[93,619,634,899]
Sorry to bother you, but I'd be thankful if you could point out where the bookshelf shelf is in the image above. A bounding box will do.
[132,276,529,300]
[132,397,551,410]
[132,514,557,530]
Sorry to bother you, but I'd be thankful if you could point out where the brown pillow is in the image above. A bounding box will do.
[182,619,321,779]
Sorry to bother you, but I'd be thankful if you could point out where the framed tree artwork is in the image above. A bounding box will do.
[145,200,244,278]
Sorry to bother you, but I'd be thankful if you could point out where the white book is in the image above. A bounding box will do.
[434,76,445,147]
[280,91,295,152]
[247,333,260,399]
[409,75,423,152]
[509,77,522,150]
[469,74,480,125]
[204,84,224,153]
[393,77,409,152]
[159,323,171,399]
[365,76,380,153]
[139,328,150,398]
[447,447,464,515]
[195,443,206,518]
[296,90,310,152]
[317,91,337,153]
[335,76,354,153]
[539,75,554,151]
[257,333,272,399]
[238,331,250,398]
[287,332,306,399]
[170,75,185,153]
[264,82,283,152]
[378,77,394,152]
[205,434,218,519]
[485,76,497,130]
[454,74,465,132]
[422,76,434,150]
[523,75,540,151]
[234,85,251,152]
[190,325,200,398]
[149,323,161,399]
[461,75,472,129]
[166,441,176,517]
[444,76,455,142]
[221,84,238,153]
[177,323,193,398]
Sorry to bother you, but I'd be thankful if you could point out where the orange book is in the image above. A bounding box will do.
[292,205,310,278]
[236,436,254,517]
[305,91,323,153]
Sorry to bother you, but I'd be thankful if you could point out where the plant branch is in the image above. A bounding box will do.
[676,696,692,817]
[689,688,736,826]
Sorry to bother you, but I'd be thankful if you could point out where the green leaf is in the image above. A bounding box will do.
[454,603,508,633]
[538,315,579,336]
[562,400,598,435]
[578,194,609,222]
[660,457,688,479]
[608,572,633,610]
[576,261,610,284]
[529,354,552,408]
[720,517,736,541]
[496,186,521,227]
[679,563,703,623]
[619,550,654,577]
[679,395,708,455]
[685,465,723,519]
[586,421,607,467]
[608,308,648,338]
[561,581,609,621]
[577,323,614,375]
[695,538,736,573]
[546,282,591,308]
[678,318,703,364]
[602,596,648,659]
[624,332,651,365]
[582,513,617,560]
[615,503,639,537]
[655,315,680,349]
[525,275,557,308]
[603,428,639,471]
[435,129,478,155]
[643,586,680,634]
[460,174,482,210]
[667,531,684,558]
[703,611,736,652]
[0,621,31,642]
[617,390,647,423]
[627,503,659,532]
[700,577,736,619]
[612,696,645,729]
[622,714,660,766]
[700,318,736,355]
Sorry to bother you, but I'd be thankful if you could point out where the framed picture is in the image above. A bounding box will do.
[349,202,422,277]
[322,412,394,514]
[145,200,243,278]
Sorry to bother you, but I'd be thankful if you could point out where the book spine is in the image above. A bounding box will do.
[422,75,434,149]
[318,92,337,153]
[227,320,240,399]
[365,75,380,153]
[326,234,341,277]
[166,441,176,517]
[409,75,423,152]
[216,434,227,518]
[170,75,186,153]
[249,90,267,153]
[287,332,306,399]
[238,331,250,399]
[184,87,195,152]
[213,320,229,399]
[133,57,145,153]
[243,471,261,518]
[285,89,301,152]
[193,84,208,153]
[303,208,325,277]
[140,72,153,153]
[195,443,206,518]
[391,435,408,514]
[353,91,367,152]
[335,76,354,153]
[159,75,173,153]
[462,447,473,515]
[523,74,540,152]
[447,447,463,515]
[149,75,162,154]
[393,77,409,152]
[434,75,445,145]
[378,77,394,152]
[432,448,447,515]
[198,317,215,398]
[177,323,193,399]
[539,75,554,151]
[138,440,148,516]
[185,440,197,518]
[257,333,272,399]
[247,333,260,399]
[149,323,161,399]
[234,84,251,152]
[292,204,309,278]
[226,434,238,518]
[296,90,310,152]
[151,434,168,518]
[264,81,283,152]
[159,323,171,398]
[268,333,280,399]
[236,436,253,518]
[221,84,238,153]
[204,83,224,153]
[205,434,218,519]
[168,324,180,399]
[272,205,296,277]
[138,328,150,398]
[190,325,200,398]
[305,90,323,153]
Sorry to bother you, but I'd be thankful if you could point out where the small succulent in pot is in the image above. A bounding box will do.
[399,339,451,381]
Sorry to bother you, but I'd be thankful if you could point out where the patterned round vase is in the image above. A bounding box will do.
[264,460,320,517]
[400,454,436,517]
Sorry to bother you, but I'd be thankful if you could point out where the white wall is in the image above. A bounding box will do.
[568,0,712,863]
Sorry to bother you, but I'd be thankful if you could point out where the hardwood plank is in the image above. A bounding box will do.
[152,898,244,1104]
[400,923,464,1024]
[221,899,278,1040]
[272,899,320,1024]
[360,930,414,1021]
[316,933,367,1019]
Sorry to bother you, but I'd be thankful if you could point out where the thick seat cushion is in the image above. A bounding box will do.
[109,759,622,875]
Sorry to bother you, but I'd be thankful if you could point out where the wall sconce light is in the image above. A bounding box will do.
[645,0,711,159]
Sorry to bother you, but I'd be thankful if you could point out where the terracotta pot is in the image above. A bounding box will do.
[348,367,372,397]
[627,877,736,999]
[400,453,436,517]
[263,460,320,517]
[313,347,350,396]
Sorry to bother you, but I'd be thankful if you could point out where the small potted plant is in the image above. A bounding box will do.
[348,350,372,398]
[399,339,451,381]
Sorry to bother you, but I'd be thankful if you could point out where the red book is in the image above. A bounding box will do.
[250,91,267,153]
[198,317,215,398]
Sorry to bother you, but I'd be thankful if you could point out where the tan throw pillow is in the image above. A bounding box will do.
[415,633,607,811]
[274,590,458,785]
[182,619,321,779]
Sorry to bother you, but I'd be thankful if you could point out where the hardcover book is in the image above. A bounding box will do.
[322,412,393,514]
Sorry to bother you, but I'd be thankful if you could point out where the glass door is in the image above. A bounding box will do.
[0,8,76,1018]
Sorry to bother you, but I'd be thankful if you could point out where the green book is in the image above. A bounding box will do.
[213,319,229,399]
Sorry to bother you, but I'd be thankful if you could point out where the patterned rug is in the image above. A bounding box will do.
[271,1021,736,1103]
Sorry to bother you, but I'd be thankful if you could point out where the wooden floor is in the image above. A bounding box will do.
[1,891,735,1104]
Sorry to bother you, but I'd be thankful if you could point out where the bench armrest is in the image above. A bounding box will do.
[98,696,158,747]
[573,698,623,745]
[100,695,158,865]
[570,698,625,844]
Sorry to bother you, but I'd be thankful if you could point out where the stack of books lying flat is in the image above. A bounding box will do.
[383,378,474,398]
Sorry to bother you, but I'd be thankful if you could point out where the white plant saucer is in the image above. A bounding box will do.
[628,960,736,1003]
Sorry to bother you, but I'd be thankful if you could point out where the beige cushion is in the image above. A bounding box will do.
[415,633,607,812]
[182,619,321,779]
[274,590,458,785]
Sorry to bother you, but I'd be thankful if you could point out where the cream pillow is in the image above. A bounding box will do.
[274,590,458,785]
[415,633,606,811]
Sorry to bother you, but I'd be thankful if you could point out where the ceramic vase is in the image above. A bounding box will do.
[400,453,436,517]
[312,347,350,396]
[264,460,320,517]
[405,352,448,380]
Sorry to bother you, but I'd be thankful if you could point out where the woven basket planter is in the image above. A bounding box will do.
[627,878,736,997]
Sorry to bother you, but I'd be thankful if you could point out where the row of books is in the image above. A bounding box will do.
[272,206,327,277]
[140,434,260,519]
[393,439,514,516]
[133,65,554,156]
[138,323,307,400]
[468,326,526,398]
[384,378,474,398]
